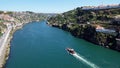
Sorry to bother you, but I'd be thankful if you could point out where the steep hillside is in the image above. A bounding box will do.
[48,7,120,51]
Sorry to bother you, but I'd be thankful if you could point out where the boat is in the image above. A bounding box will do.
[66,48,75,54]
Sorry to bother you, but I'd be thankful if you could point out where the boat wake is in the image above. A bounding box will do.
[72,53,99,68]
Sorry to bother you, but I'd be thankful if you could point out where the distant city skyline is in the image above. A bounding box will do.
[0,0,120,13]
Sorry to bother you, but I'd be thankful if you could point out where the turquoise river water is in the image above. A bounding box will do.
[5,21,120,68]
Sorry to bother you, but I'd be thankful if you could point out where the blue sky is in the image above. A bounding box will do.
[0,0,120,13]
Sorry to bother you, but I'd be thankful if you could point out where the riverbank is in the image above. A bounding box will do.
[0,26,12,68]
[47,22,120,52]
[0,34,12,68]
[0,11,50,68]
[0,21,39,68]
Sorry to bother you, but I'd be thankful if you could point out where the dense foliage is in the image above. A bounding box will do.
[48,7,120,51]
[48,8,120,24]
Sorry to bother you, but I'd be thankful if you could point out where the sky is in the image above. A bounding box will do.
[0,0,120,13]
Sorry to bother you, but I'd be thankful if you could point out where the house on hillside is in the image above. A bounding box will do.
[96,25,104,30]
[112,15,120,25]
[96,25,116,35]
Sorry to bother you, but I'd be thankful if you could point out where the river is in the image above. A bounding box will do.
[5,21,120,68]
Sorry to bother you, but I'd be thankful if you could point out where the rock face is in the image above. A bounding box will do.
[116,39,120,50]
[50,23,118,51]
[48,6,120,51]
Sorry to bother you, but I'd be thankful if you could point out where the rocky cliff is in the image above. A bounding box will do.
[48,7,120,51]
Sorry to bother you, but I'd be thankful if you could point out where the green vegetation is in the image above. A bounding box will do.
[49,8,120,24]
[0,32,2,37]
[48,7,120,51]
[0,11,4,14]
[5,11,13,14]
